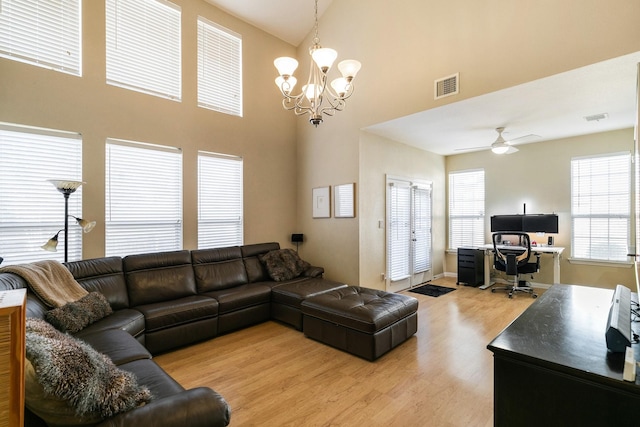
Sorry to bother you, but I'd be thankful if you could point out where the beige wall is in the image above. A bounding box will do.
[445,128,636,289]
[294,0,640,288]
[0,0,299,259]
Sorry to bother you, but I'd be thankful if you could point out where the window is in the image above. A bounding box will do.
[571,153,630,262]
[448,169,485,250]
[105,139,182,257]
[0,0,82,75]
[106,0,181,100]
[198,152,243,248]
[197,17,242,116]
[0,123,83,265]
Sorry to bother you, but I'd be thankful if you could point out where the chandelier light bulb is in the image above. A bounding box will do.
[274,57,299,77]
[275,76,297,94]
[331,77,349,97]
[338,59,362,81]
[311,48,338,73]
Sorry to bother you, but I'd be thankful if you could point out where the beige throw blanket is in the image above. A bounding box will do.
[0,260,87,308]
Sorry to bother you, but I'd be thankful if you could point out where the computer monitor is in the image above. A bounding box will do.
[490,215,523,232]
[522,214,558,233]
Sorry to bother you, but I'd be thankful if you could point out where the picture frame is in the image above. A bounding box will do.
[334,183,355,218]
[312,186,331,218]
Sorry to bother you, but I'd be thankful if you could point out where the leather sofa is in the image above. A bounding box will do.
[0,242,347,427]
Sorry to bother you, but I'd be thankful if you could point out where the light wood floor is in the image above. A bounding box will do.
[155,278,541,427]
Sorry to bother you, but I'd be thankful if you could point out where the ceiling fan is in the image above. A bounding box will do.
[457,127,539,155]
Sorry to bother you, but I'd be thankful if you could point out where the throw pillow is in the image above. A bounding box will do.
[25,318,152,424]
[45,291,113,333]
[259,249,310,281]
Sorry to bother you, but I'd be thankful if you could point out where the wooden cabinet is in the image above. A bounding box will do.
[0,289,26,427]
[456,247,484,286]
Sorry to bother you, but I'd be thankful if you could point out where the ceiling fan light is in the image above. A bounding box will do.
[491,143,509,154]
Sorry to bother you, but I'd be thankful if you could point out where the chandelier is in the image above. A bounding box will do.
[273,0,361,127]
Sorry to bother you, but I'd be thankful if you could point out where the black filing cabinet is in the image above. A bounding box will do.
[457,247,484,286]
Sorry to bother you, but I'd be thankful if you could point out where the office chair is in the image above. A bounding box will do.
[491,232,540,298]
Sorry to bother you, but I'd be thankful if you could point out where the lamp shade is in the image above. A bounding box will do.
[302,84,320,101]
[76,217,96,233]
[331,77,349,97]
[275,76,297,94]
[338,60,361,80]
[311,48,337,72]
[41,234,59,252]
[274,57,299,76]
[491,143,509,154]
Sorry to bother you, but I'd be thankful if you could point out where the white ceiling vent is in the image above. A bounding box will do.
[584,113,609,122]
[434,73,459,100]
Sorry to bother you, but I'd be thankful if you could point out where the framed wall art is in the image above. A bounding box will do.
[334,183,355,218]
[312,186,331,218]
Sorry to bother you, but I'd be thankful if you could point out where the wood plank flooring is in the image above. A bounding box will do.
[154,278,541,426]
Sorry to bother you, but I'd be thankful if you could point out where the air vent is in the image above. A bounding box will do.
[584,113,609,122]
[434,73,459,100]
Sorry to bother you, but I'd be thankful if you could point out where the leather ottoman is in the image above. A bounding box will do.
[300,286,418,361]
[271,278,348,330]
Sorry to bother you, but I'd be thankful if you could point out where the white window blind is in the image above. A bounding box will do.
[198,152,243,248]
[448,169,485,250]
[105,139,182,257]
[197,17,243,116]
[388,181,411,281]
[106,0,181,100]
[571,153,630,261]
[0,0,81,75]
[0,123,83,265]
[413,185,432,273]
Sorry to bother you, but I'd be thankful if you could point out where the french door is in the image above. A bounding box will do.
[386,176,433,292]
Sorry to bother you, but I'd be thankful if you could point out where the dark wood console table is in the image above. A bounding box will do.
[487,284,640,427]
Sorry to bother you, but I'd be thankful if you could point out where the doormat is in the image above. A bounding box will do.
[409,283,456,297]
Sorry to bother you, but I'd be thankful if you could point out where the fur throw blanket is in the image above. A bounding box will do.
[0,260,88,307]
[26,318,152,418]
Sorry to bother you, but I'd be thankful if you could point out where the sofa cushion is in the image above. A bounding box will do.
[241,242,280,282]
[271,278,348,308]
[25,319,152,423]
[65,256,130,310]
[259,249,310,282]
[134,296,218,333]
[202,283,271,314]
[79,328,152,366]
[124,250,197,306]
[191,247,249,292]
[45,291,113,333]
[74,308,145,341]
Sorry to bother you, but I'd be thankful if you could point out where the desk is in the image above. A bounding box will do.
[478,244,564,289]
[487,284,640,427]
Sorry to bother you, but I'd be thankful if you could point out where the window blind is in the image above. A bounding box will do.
[0,0,81,75]
[571,153,630,261]
[197,17,243,117]
[413,185,432,273]
[388,181,411,281]
[448,169,485,250]
[106,0,181,100]
[105,139,182,257]
[198,151,243,249]
[0,123,83,265]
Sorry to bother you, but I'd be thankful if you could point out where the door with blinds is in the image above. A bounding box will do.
[386,177,433,292]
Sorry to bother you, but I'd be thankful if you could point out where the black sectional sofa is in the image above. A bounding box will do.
[0,242,351,427]
[0,243,418,427]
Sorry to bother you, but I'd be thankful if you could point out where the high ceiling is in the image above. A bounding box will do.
[204,1,639,156]
[203,0,332,47]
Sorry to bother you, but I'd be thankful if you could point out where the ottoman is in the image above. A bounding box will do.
[301,286,418,361]
[271,278,348,330]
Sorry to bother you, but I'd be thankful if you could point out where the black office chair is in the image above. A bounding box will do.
[491,232,539,298]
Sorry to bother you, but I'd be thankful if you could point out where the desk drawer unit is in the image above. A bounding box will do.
[457,247,484,286]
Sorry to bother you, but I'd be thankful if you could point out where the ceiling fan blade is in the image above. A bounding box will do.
[504,145,519,154]
[454,146,487,151]
[507,134,540,144]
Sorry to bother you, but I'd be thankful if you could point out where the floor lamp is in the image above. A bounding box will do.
[41,180,95,263]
